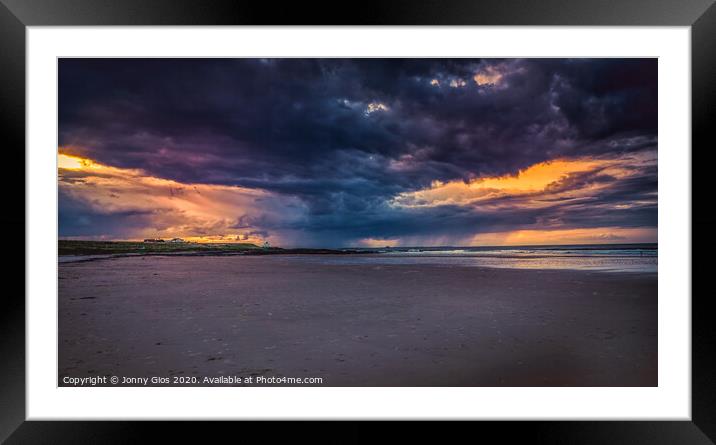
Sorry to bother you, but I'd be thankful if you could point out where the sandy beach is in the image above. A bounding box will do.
[58,255,657,386]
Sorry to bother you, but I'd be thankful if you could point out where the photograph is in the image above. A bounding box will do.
[57,57,658,387]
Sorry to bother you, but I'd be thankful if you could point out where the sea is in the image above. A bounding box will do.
[295,243,658,273]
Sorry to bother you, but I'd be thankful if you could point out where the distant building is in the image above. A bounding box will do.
[262,241,271,249]
[169,238,185,243]
[143,238,165,243]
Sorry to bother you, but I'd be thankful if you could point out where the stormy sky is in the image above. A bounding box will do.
[58,58,657,247]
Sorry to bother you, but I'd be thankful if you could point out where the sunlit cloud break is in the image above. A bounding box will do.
[58,152,306,245]
[391,153,656,210]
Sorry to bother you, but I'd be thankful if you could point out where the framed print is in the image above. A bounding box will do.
[2,0,714,442]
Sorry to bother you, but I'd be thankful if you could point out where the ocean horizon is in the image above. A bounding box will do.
[299,243,658,273]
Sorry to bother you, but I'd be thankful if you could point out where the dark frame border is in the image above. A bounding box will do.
[2,0,714,442]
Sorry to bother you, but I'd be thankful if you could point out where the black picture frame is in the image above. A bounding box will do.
[2,0,713,442]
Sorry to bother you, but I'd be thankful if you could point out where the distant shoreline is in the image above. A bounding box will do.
[58,239,657,256]
[58,240,378,258]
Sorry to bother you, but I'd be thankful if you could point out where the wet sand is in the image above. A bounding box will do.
[58,255,657,386]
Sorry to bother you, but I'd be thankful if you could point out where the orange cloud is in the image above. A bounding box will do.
[391,154,655,210]
[473,66,503,86]
[58,150,304,243]
[58,153,104,170]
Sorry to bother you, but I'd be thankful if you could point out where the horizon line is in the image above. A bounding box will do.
[58,238,658,249]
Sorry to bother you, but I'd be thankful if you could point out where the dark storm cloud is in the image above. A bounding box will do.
[59,188,157,238]
[58,58,657,245]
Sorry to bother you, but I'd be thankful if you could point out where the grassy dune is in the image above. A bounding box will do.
[58,240,260,256]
